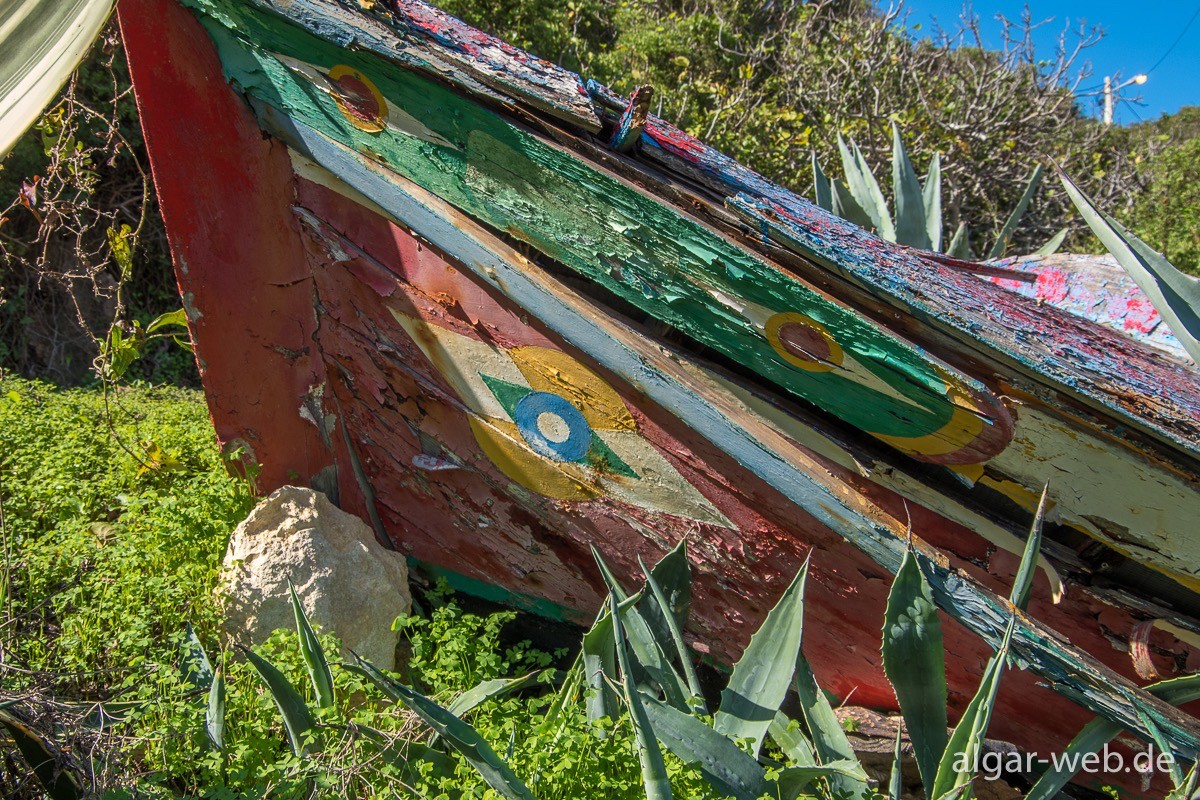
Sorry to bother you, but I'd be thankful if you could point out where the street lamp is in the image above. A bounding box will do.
[1103,73,1148,126]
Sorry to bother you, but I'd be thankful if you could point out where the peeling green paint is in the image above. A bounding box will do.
[183,0,1009,463]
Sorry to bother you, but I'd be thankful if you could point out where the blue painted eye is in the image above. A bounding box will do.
[514,392,592,463]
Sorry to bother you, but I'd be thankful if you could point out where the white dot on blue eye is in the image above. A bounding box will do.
[514,392,591,462]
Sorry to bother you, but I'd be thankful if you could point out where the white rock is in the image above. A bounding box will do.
[218,485,410,669]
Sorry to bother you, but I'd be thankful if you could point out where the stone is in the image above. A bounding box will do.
[218,485,411,669]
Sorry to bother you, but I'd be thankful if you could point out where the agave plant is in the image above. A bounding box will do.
[1060,171,1200,366]
[194,518,1199,800]
[813,125,1065,260]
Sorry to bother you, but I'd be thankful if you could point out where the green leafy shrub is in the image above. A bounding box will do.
[1120,134,1200,275]
[0,377,252,692]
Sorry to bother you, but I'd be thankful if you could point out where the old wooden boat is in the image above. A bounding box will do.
[112,0,1199,790]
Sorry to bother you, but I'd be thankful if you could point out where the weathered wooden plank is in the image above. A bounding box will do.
[233,0,601,131]
[593,84,1200,458]
[608,84,651,153]
[985,253,1191,363]
[588,80,1200,450]
[731,196,1200,592]
[266,113,1200,760]
[117,0,335,489]
[183,0,1018,471]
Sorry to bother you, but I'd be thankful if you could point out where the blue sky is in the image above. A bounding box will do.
[884,1,1200,124]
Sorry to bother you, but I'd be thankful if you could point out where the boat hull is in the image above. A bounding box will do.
[117,0,1200,793]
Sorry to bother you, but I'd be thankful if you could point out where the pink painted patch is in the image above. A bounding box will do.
[1034,268,1070,304]
[1121,296,1160,334]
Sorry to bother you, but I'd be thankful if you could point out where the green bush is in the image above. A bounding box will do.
[0,377,251,693]
[1120,134,1200,275]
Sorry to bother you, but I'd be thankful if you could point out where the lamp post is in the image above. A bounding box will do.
[1103,73,1148,126]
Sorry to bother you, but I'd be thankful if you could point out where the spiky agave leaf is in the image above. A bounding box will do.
[640,694,768,800]
[812,153,833,212]
[639,554,705,715]
[794,652,870,799]
[1033,228,1068,256]
[182,623,214,691]
[289,580,335,709]
[892,123,931,249]
[1025,672,1200,800]
[930,618,1018,800]
[946,222,972,259]
[447,669,558,718]
[592,547,690,711]
[1060,170,1200,365]
[1010,486,1049,612]
[923,152,943,252]
[832,178,878,231]
[768,713,817,766]
[350,655,538,800]
[206,667,226,751]
[881,547,947,796]
[611,593,673,800]
[713,559,811,759]
[240,645,316,756]
[986,165,1044,260]
[838,135,896,241]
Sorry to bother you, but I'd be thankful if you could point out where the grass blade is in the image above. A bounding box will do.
[182,623,214,691]
[923,152,943,251]
[611,594,673,800]
[1025,673,1200,800]
[289,580,335,709]
[640,693,768,800]
[794,652,870,799]
[639,555,705,715]
[1060,169,1200,364]
[769,713,817,766]
[447,669,557,718]
[881,547,947,796]
[206,667,226,751]
[0,706,81,800]
[240,645,316,756]
[892,123,930,249]
[1010,486,1049,612]
[714,559,810,758]
[838,135,895,240]
[930,618,1017,800]
[350,654,538,800]
[812,153,833,211]
[987,164,1044,259]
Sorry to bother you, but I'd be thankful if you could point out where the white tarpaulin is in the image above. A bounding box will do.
[0,0,114,160]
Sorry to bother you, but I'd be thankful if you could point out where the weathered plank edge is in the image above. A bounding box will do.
[587,81,1200,460]
[263,109,1200,759]
[244,0,601,132]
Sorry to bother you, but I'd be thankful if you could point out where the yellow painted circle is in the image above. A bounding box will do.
[328,65,388,133]
[765,312,843,373]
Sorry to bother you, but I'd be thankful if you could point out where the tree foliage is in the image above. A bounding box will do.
[1118,107,1200,274]
[438,0,1144,253]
